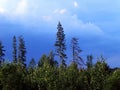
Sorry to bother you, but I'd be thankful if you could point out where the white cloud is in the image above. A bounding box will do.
[0,0,8,14]
[0,0,7,6]
[73,1,78,8]
[0,8,5,14]
[54,9,67,14]
[15,0,28,15]
[0,0,110,37]
[82,22,103,34]
[59,9,67,14]
[66,14,104,36]
[0,0,28,16]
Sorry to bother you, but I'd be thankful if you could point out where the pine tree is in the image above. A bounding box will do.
[0,41,5,65]
[55,22,67,68]
[71,37,83,67]
[28,58,36,69]
[12,36,17,63]
[38,54,48,67]
[18,36,26,66]
[48,51,58,67]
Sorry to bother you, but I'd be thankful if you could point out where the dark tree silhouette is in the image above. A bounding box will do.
[86,55,93,69]
[0,41,5,65]
[18,36,26,66]
[55,22,67,68]
[71,37,83,67]
[12,36,17,63]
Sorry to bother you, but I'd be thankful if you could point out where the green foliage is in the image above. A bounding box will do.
[38,52,58,68]
[28,58,36,69]
[0,63,27,90]
[38,54,48,67]
[65,62,81,90]
[48,51,58,67]
[0,57,119,90]
[105,69,120,90]
[90,57,109,90]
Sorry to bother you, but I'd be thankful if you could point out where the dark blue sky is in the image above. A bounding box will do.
[0,0,120,67]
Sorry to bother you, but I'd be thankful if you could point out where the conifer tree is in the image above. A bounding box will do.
[38,54,47,67]
[86,55,93,69]
[55,22,67,68]
[48,51,58,67]
[28,58,36,69]
[12,36,17,63]
[0,41,5,65]
[71,37,83,67]
[18,36,26,66]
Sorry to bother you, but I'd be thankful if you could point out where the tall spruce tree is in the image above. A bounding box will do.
[71,37,83,67]
[18,36,26,66]
[0,41,5,65]
[12,36,17,63]
[55,22,67,68]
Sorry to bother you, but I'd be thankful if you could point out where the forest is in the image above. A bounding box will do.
[0,22,120,90]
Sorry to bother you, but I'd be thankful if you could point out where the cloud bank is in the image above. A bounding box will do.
[0,0,105,38]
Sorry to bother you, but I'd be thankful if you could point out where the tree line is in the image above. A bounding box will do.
[0,22,120,90]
